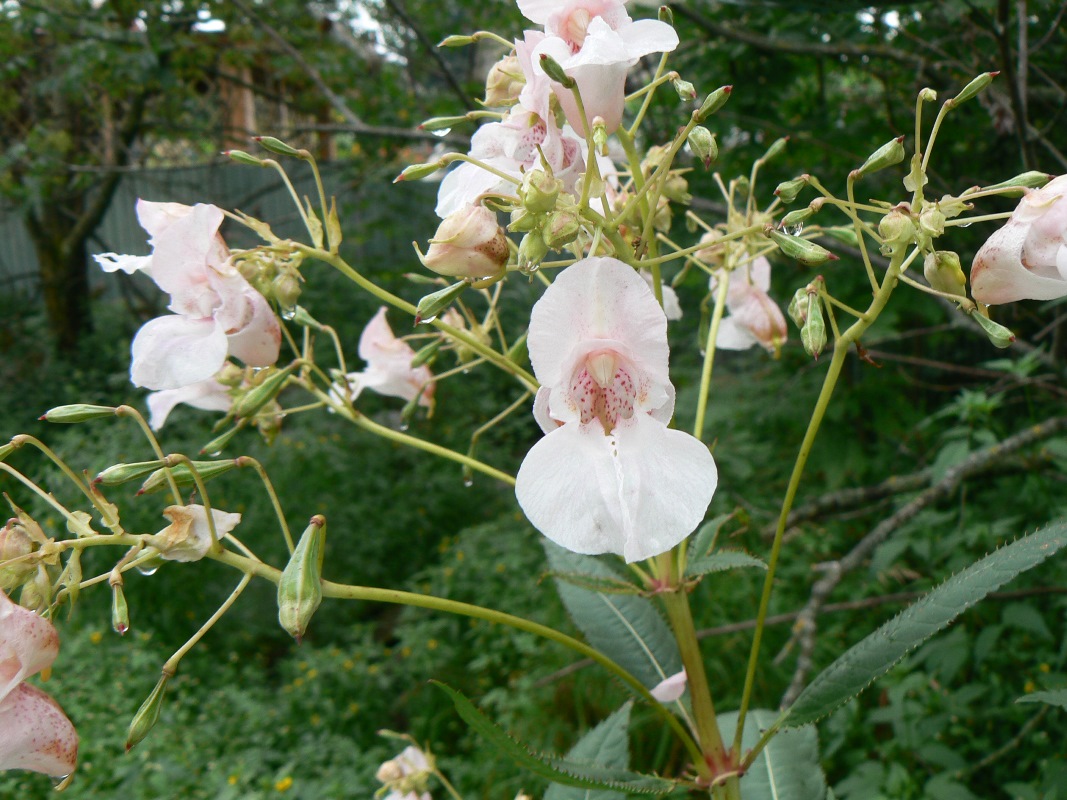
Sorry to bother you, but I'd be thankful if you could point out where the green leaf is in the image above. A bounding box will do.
[686,550,767,578]
[687,513,734,560]
[780,520,1067,728]
[546,571,644,595]
[545,702,632,800]
[544,543,682,690]
[1016,689,1067,709]
[719,709,827,800]
[432,683,675,795]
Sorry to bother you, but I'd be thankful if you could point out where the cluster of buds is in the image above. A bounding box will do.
[509,168,582,269]
[0,509,58,613]
[218,363,288,445]
[235,242,307,312]
[788,278,828,359]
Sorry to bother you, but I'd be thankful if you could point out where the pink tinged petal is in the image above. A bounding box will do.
[971,220,1067,304]
[0,591,59,702]
[146,203,229,310]
[146,379,232,431]
[728,293,788,353]
[714,318,759,351]
[135,199,196,238]
[436,160,513,219]
[354,308,434,406]
[224,289,281,368]
[93,253,152,275]
[617,18,679,58]
[0,683,78,777]
[130,315,228,391]
[650,669,688,702]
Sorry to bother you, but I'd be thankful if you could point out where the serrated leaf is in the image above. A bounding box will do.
[545,702,632,800]
[544,542,682,690]
[687,513,734,560]
[719,709,827,800]
[780,520,1067,728]
[686,550,766,578]
[433,683,675,795]
[1016,688,1067,709]
[547,571,643,595]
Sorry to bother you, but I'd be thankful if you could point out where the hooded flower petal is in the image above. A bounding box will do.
[130,315,229,391]
[516,257,716,562]
[971,175,1067,303]
[650,669,688,702]
[146,379,233,430]
[0,683,78,776]
[147,504,242,562]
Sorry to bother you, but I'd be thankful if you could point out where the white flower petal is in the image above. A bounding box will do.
[0,683,78,776]
[93,253,152,275]
[650,669,688,702]
[146,379,232,430]
[0,591,59,703]
[130,315,228,391]
[714,317,759,351]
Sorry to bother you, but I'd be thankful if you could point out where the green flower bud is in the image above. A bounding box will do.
[951,71,998,106]
[878,207,916,256]
[980,171,1054,194]
[538,54,575,88]
[199,426,241,457]
[822,226,859,247]
[542,210,581,251]
[787,287,809,328]
[19,566,51,613]
[272,272,302,310]
[233,366,294,420]
[254,135,302,157]
[393,161,445,183]
[774,176,809,205]
[780,207,815,227]
[592,117,609,153]
[484,55,525,106]
[40,404,116,423]
[126,673,170,752]
[287,306,324,331]
[694,85,732,122]
[659,5,674,24]
[687,126,717,169]
[673,77,696,101]
[919,87,938,103]
[800,297,827,359]
[0,520,35,592]
[95,460,167,487]
[438,34,475,47]
[415,281,468,325]
[766,228,838,266]
[410,339,442,369]
[278,515,327,642]
[0,440,16,462]
[759,136,789,164]
[663,173,691,204]
[508,208,539,233]
[224,149,266,167]
[112,582,129,635]
[918,205,946,239]
[518,231,551,269]
[970,310,1015,348]
[519,170,561,214]
[138,459,239,496]
[419,115,469,132]
[924,251,967,298]
[854,135,906,178]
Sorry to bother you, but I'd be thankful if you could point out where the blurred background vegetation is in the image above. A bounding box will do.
[1,0,1066,798]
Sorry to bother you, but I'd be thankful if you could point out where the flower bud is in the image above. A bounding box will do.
[766,228,838,266]
[950,71,998,106]
[800,297,827,359]
[970,310,1015,348]
[695,230,725,265]
[659,5,674,24]
[853,135,906,178]
[20,566,51,613]
[672,77,696,101]
[542,210,581,251]
[254,135,302,157]
[419,115,468,132]
[126,673,169,752]
[112,582,129,635]
[422,206,509,279]
[924,251,967,298]
[234,365,294,420]
[918,205,946,240]
[95,460,167,487]
[199,426,240,457]
[592,117,608,153]
[410,339,441,369]
[759,136,789,164]
[694,85,732,122]
[919,87,938,103]
[0,520,35,591]
[787,287,809,328]
[519,170,561,215]
[780,207,815,227]
[980,171,1054,194]
[774,176,809,204]
[484,54,525,106]
[376,760,405,783]
[272,272,302,310]
[394,161,445,183]
[687,126,717,169]
[138,459,239,495]
[415,281,468,325]
[823,226,859,247]
[40,404,116,423]
[518,231,550,269]
[278,515,327,642]
[663,174,691,205]
[538,53,576,89]
[224,149,266,167]
[877,206,916,256]
[438,34,475,47]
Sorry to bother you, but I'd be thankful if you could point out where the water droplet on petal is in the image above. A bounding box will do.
[958,222,972,228]
[137,565,159,577]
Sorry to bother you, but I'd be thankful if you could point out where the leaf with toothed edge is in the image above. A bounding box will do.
[778,520,1067,729]
[433,683,677,794]
[545,702,632,800]
[686,550,767,579]
[719,709,827,800]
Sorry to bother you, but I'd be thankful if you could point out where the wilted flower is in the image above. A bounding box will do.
[710,257,788,354]
[422,206,509,279]
[518,0,679,133]
[515,257,717,562]
[94,200,281,390]
[0,590,78,778]
[971,174,1067,303]
[337,308,434,408]
[484,54,525,107]
[146,504,242,562]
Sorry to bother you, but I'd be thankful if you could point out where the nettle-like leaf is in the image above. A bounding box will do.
[686,550,767,579]
[544,542,682,690]
[1016,689,1067,710]
[780,519,1067,728]
[719,709,827,800]
[545,702,632,800]
[547,571,644,595]
[687,513,735,560]
[433,683,676,795]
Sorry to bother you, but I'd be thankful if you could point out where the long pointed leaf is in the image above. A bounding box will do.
[781,520,1067,727]
[433,682,675,795]
[718,709,827,800]
[545,702,632,800]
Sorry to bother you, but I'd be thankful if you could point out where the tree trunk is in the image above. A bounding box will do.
[25,209,94,356]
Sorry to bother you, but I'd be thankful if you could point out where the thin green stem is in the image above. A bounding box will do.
[944,211,1014,226]
[263,159,317,243]
[236,456,294,553]
[164,573,253,674]
[11,435,118,529]
[628,52,670,133]
[845,175,881,293]
[116,406,183,504]
[693,276,730,441]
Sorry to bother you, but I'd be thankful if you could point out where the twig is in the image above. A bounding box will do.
[779,414,1067,707]
[954,704,1050,779]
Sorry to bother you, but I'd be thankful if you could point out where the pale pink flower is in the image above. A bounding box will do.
[519,1,679,133]
[422,206,509,279]
[640,272,682,320]
[95,200,281,390]
[0,591,78,778]
[435,106,585,218]
[650,669,688,702]
[515,257,717,562]
[146,504,243,563]
[338,308,434,408]
[971,175,1067,303]
[377,745,433,800]
[146,378,232,430]
[710,257,788,354]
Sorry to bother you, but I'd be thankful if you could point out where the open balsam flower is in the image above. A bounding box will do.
[336,307,434,408]
[971,175,1067,303]
[516,257,717,562]
[0,591,78,778]
[94,200,281,390]
[711,256,789,354]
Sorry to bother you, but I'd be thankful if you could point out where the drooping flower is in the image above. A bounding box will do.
[518,0,679,133]
[146,504,243,563]
[515,257,717,562]
[970,175,1067,303]
[710,256,788,354]
[0,590,78,778]
[94,200,281,391]
[336,308,434,408]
